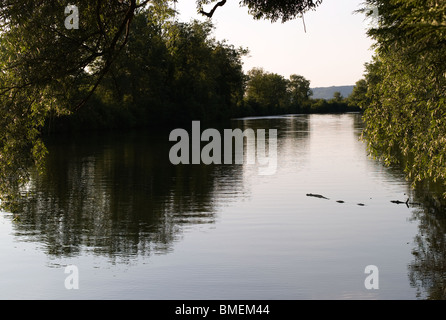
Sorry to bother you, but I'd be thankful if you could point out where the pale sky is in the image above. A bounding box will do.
[175,0,375,87]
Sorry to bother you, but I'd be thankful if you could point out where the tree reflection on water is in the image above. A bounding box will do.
[2,115,446,299]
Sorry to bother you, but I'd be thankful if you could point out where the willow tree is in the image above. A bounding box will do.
[197,0,322,21]
[359,0,446,194]
[0,0,147,208]
[0,0,323,209]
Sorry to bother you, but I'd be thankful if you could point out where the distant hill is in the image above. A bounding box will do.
[311,85,354,100]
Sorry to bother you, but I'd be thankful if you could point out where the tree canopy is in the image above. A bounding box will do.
[0,0,325,208]
[359,0,446,194]
[198,0,322,22]
[0,0,323,125]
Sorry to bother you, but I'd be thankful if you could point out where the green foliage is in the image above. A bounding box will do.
[0,0,323,210]
[348,79,368,110]
[164,20,247,123]
[243,68,357,116]
[244,68,315,115]
[52,14,247,132]
[237,0,322,22]
[244,68,290,114]
[0,1,246,209]
[197,0,322,22]
[289,74,312,108]
[359,0,446,195]
[0,0,142,203]
[332,91,342,102]
[308,98,359,114]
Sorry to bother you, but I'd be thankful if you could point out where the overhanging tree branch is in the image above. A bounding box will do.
[74,0,137,111]
[199,0,227,18]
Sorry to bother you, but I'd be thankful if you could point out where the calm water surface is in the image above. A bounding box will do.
[1,114,445,299]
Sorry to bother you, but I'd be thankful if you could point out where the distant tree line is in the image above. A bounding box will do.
[242,68,359,117]
[46,8,361,133]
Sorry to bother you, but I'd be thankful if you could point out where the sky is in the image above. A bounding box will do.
[174,0,375,88]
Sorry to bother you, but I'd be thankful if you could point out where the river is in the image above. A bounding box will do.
[0,113,445,299]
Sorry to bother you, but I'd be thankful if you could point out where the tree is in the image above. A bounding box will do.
[359,0,446,194]
[332,91,342,102]
[245,68,290,114]
[198,0,322,22]
[0,1,153,207]
[348,79,368,109]
[162,19,247,122]
[0,0,323,130]
[0,0,324,207]
[0,0,324,124]
[288,74,312,112]
[0,0,323,112]
[51,10,247,130]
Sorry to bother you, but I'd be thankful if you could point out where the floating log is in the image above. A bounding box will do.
[306,193,329,200]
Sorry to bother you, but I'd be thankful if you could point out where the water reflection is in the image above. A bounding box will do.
[13,130,250,259]
[9,117,310,260]
[406,180,446,299]
[361,115,446,300]
[2,114,446,299]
